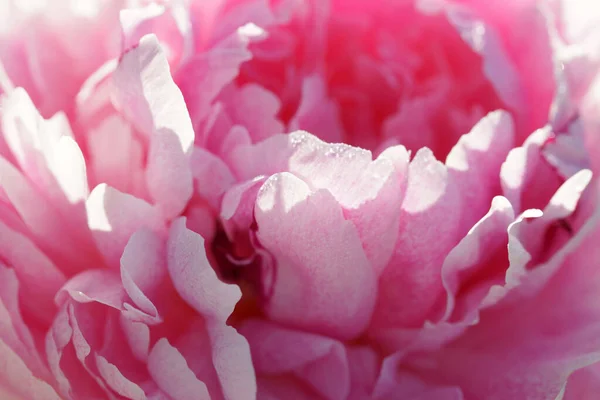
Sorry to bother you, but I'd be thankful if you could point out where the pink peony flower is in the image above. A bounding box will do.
[0,0,599,399]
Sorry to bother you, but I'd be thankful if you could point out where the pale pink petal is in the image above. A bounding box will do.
[222,83,284,142]
[87,114,147,199]
[120,229,167,320]
[232,131,408,273]
[86,183,166,268]
[95,354,146,400]
[255,172,377,340]
[191,146,236,210]
[167,217,241,321]
[241,319,351,400]
[0,264,50,380]
[0,220,65,324]
[404,203,600,400]
[0,338,61,400]
[175,23,261,134]
[56,269,124,310]
[148,338,211,400]
[440,196,514,323]
[120,3,191,67]
[1,88,89,203]
[206,321,257,400]
[112,34,194,219]
[371,148,462,330]
[446,110,515,229]
[501,126,563,213]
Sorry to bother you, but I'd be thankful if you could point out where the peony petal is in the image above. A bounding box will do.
[371,148,462,330]
[289,75,344,143]
[112,34,194,219]
[120,229,167,321]
[440,196,514,323]
[563,362,600,400]
[87,114,147,200]
[0,338,61,400]
[241,319,351,400]
[191,146,236,210]
[95,354,146,400]
[255,172,377,340]
[148,338,211,400]
[233,131,408,273]
[222,83,284,142]
[87,183,166,268]
[405,202,600,400]
[500,126,563,213]
[206,321,257,400]
[167,217,241,321]
[120,3,191,67]
[446,110,515,229]
[0,220,65,325]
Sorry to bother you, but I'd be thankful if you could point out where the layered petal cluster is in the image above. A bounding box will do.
[0,0,599,399]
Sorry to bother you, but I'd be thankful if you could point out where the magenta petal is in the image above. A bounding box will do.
[255,172,377,340]
[564,362,600,400]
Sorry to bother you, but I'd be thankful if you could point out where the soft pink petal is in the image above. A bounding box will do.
[255,172,377,340]
[222,83,284,142]
[120,229,167,321]
[112,34,194,219]
[206,321,257,400]
[167,217,241,321]
[120,3,191,67]
[241,319,351,400]
[0,220,65,325]
[0,264,50,380]
[371,148,462,330]
[500,126,563,213]
[289,75,344,144]
[0,338,61,400]
[86,183,166,268]
[191,146,236,210]
[404,202,600,400]
[232,131,408,274]
[95,354,146,400]
[446,110,515,229]
[148,338,211,400]
[440,196,514,323]
[86,114,147,199]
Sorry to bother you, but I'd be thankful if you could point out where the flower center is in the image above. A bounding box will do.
[238,2,505,159]
[210,223,276,324]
